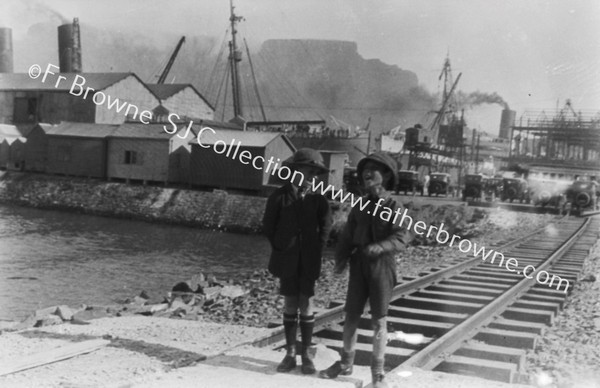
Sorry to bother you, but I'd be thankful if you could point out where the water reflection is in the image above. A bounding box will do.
[0,204,270,321]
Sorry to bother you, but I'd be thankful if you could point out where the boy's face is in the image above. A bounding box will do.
[294,165,323,189]
[361,161,391,193]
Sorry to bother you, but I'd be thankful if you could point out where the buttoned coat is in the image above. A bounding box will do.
[335,194,411,268]
[263,183,332,280]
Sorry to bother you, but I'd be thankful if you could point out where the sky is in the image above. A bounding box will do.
[2,0,600,134]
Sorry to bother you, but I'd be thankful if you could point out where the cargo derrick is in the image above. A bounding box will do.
[404,56,466,188]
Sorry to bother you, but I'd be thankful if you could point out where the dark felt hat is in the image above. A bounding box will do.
[283,148,329,174]
[356,151,398,190]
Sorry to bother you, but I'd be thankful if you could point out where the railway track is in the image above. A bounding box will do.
[253,215,600,385]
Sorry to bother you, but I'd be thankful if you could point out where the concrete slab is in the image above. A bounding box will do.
[131,344,373,388]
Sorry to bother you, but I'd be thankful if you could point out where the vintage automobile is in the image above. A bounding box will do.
[566,178,599,212]
[428,172,452,197]
[462,174,487,201]
[529,179,568,209]
[501,177,530,203]
[484,177,504,201]
[396,170,423,195]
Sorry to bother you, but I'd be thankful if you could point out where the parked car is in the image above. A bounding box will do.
[463,174,487,201]
[484,177,503,201]
[529,180,568,209]
[428,172,452,197]
[566,178,599,212]
[396,170,423,195]
[501,177,529,203]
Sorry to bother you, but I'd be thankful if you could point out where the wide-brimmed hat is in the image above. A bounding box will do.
[283,148,329,174]
[357,151,398,190]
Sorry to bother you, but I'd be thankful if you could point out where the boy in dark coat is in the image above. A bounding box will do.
[319,151,410,388]
[262,148,332,374]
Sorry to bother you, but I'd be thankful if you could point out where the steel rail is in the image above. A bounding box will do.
[392,217,589,372]
[253,215,569,348]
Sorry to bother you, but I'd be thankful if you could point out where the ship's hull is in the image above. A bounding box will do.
[289,136,369,167]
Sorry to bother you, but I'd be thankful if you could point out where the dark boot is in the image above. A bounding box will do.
[318,350,354,379]
[372,373,389,388]
[300,314,315,374]
[371,358,388,388]
[276,313,297,373]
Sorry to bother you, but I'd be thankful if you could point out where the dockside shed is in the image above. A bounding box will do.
[0,124,26,170]
[189,129,295,193]
[24,123,53,172]
[106,123,196,184]
[46,122,118,178]
[320,150,348,190]
[0,73,159,125]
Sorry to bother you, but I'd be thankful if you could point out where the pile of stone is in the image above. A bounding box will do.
[4,304,89,332]
[113,270,282,327]
[158,270,282,326]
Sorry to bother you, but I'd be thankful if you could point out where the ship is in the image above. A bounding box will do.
[200,1,374,166]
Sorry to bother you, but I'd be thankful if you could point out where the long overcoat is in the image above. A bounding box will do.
[262,183,332,280]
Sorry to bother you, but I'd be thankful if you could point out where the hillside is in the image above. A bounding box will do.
[205,39,437,134]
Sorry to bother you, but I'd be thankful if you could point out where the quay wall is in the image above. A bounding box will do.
[0,172,480,238]
[0,172,267,234]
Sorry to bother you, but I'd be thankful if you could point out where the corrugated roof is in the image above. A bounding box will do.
[147,84,215,111]
[46,122,119,138]
[110,123,181,140]
[191,128,294,148]
[0,137,26,145]
[0,124,22,137]
[36,123,54,133]
[146,84,188,100]
[0,73,137,92]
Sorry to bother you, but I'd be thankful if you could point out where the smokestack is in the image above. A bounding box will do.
[499,109,516,140]
[0,28,13,73]
[58,18,82,72]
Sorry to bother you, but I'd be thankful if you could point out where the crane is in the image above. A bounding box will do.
[157,36,186,84]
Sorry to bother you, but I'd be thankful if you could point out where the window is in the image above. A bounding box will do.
[57,145,71,162]
[124,150,142,165]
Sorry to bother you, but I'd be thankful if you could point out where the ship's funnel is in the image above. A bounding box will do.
[58,18,82,72]
[0,28,13,73]
[499,109,516,139]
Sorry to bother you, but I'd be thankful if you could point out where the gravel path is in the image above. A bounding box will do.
[526,232,600,387]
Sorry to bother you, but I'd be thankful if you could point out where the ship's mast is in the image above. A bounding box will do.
[229,0,243,118]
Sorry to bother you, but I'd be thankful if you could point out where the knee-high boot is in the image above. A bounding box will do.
[276,313,298,372]
[299,314,316,374]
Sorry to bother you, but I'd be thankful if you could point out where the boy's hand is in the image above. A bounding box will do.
[364,243,384,257]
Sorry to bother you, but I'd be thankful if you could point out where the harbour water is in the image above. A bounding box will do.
[0,203,271,321]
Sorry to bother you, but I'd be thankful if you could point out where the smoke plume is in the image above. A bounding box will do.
[462,91,509,110]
